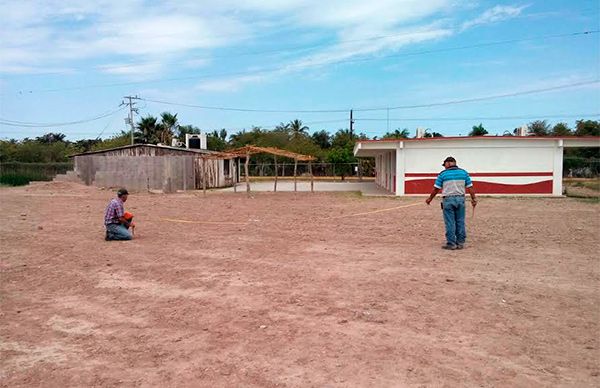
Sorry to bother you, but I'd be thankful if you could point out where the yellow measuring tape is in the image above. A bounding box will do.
[328,202,422,219]
[159,218,248,225]
[160,202,423,225]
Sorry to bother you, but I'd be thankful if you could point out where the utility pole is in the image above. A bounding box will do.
[121,95,139,145]
[349,109,355,139]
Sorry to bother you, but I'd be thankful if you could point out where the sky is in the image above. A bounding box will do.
[0,0,599,141]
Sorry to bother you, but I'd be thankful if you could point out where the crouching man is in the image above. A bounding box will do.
[104,188,133,241]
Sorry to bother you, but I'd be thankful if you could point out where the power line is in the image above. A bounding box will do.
[142,79,600,113]
[0,107,126,128]
[355,113,600,122]
[356,79,600,111]
[15,30,599,94]
[141,97,348,113]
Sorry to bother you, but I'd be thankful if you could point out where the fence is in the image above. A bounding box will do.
[0,162,73,186]
[241,161,376,180]
[563,157,600,178]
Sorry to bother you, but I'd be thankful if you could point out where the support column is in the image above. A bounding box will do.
[293,158,298,192]
[273,155,278,192]
[395,141,405,196]
[245,152,251,195]
[552,139,564,196]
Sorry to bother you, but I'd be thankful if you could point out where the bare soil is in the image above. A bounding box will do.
[1,182,599,387]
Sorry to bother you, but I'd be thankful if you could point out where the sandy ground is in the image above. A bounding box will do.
[1,182,599,387]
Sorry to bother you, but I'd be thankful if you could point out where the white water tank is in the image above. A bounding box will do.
[516,125,528,136]
[186,133,207,149]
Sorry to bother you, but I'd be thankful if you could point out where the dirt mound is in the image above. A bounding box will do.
[25,181,97,194]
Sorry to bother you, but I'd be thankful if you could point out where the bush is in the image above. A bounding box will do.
[0,162,73,186]
[0,172,49,186]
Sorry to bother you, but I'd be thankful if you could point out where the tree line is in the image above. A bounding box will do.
[1,113,598,168]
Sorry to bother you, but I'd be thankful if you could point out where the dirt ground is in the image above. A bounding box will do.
[1,182,599,387]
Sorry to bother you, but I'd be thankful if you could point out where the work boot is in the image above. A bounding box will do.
[457,244,464,250]
[442,244,457,250]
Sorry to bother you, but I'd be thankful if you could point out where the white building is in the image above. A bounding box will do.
[353,136,599,196]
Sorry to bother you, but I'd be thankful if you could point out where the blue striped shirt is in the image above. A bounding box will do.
[434,166,473,196]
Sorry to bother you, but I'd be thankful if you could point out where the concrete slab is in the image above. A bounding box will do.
[219,180,394,196]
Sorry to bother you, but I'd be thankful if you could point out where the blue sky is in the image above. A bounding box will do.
[0,0,599,140]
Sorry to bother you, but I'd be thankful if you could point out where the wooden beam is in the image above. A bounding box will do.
[202,158,207,196]
[233,158,237,193]
[245,152,251,195]
[293,158,298,192]
[309,161,314,193]
[273,155,278,192]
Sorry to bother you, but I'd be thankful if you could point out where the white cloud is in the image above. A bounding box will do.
[195,74,265,92]
[0,0,527,88]
[461,5,528,31]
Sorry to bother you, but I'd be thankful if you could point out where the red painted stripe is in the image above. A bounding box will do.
[404,178,553,194]
[406,172,553,177]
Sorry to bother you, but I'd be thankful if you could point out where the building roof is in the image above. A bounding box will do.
[358,135,600,143]
[354,136,600,156]
[69,143,223,157]
[227,145,317,161]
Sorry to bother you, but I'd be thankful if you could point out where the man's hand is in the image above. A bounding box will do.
[471,198,477,207]
[425,197,432,205]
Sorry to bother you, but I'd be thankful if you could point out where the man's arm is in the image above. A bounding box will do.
[467,186,477,207]
[425,188,440,205]
[465,173,477,207]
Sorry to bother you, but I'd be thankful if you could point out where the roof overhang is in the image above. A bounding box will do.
[354,136,600,157]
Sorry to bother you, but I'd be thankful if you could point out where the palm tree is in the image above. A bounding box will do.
[382,128,410,139]
[469,123,488,136]
[289,119,309,138]
[136,115,161,144]
[159,112,178,144]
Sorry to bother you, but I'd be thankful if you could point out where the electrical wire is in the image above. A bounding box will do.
[0,107,126,128]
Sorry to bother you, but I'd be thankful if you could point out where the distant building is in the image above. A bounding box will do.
[62,144,238,192]
[354,136,600,196]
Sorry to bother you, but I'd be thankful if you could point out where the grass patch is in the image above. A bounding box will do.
[0,172,50,186]
[0,162,72,186]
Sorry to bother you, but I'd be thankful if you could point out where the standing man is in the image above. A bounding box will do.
[104,188,133,241]
[426,157,477,250]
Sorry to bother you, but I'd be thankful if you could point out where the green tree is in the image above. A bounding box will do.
[311,130,331,149]
[382,128,410,139]
[289,119,309,138]
[136,115,161,144]
[331,129,354,149]
[159,112,178,144]
[91,132,130,151]
[207,129,228,151]
[551,122,572,136]
[326,146,355,180]
[424,130,443,138]
[469,123,488,136]
[528,120,550,136]
[177,124,201,142]
[35,132,67,144]
[574,119,600,136]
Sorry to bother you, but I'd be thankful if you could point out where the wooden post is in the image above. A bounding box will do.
[358,160,363,182]
[309,160,314,193]
[202,158,207,196]
[273,155,278,192]
[245,152,251,195]
[233,158,237,193]
[293,158,298,192]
